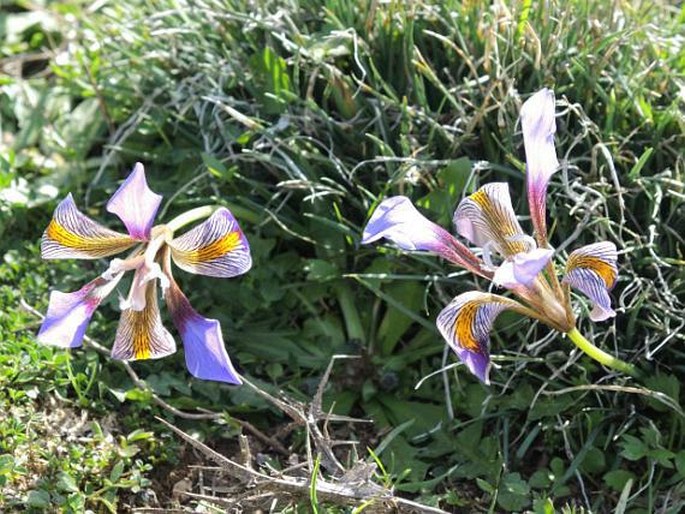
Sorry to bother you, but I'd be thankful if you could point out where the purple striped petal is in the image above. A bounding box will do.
[169,207,252,278]
[521,88,559,243]
[362,196,486,276]
[563,242,618,322]
[165,279,242,384]
[436,291,526,384]
[111,280,176,361]
[492,248,554,288]
[41,194,137,260]
[106,163,162,241]
[454,183,526,257]
[37,274,123,348]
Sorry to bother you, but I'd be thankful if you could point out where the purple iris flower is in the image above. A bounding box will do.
[362,89,626,384]
[37,163,251,384]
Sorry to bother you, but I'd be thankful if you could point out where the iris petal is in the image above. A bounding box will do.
[41,194,137,259]
[169,207,252,278]
[436,291,525,384]
[37,274,123,348]
[111,280,176,360]
[563,242,618,322]
[165,280,242,384]
[362,196,486,277]
[493,248,554,288]
[521,88,559,242]
[454,183,527,257]
[106,162,162,241]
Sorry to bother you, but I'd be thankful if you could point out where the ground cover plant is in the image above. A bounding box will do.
[1,0,683,512]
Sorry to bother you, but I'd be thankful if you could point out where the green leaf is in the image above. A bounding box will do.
[620,434,648,461]
[580,446,606,473]
[529,469,553,489]
[248,47,293,114]
[305,259,340,282]
[628,147,654,180]
[110,460,125,483]
[476,477,495,494]
[202,153,234,181]
[0,453,14,476]
[532,498,555,514]
[26,489,51,508]
[675,451,685,477]
[642,373,681,413]
[497,472,531,511]
[438,157,472,197]
[57,471,79,493]
[377,281,427,355]
[603,469,636,492]
[647,448,675,468]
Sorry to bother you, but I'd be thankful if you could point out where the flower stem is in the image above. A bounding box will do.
[166,206,220,233]
[566,328,640,378]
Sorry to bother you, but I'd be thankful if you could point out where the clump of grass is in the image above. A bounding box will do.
[0,249,176,512]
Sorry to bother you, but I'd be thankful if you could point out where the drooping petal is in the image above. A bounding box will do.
[563,242,618,322]
[436,291,527,384]
[111,280,176,361]
[453,183,527,257]
[492,248,554,288]
[106,163,162,241]
[118,261,170,312]
[37,274,123,348]
[520,88,559,243]
[362,196,487,277]
[169,207,252,278]
[41,194,137,259]
[165,279,242,384]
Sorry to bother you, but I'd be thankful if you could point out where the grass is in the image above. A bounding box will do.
[1,0,684,512]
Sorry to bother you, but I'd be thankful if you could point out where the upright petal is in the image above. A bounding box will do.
[165,278,242,384]
[106,163,162,240]
[436,291,527,384]
[42,194,137,259]
[111,280,176,361]
[169,207,252,278]
[454,183,527,257]
[521,88,559,243]
[492,248,554,288]
[37,274,123,348]
[563,242,618,322]
[362,196,486,277]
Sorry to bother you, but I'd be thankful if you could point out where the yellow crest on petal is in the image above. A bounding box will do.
[45,219,135,257]
[454,302,482,352]
[184,230,241,263]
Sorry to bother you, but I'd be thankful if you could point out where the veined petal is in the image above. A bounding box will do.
[454,183,527,257]
[165,279,242,384]
[436,291,526,384]
[169,207,252,278]
[111,280,176,361]
[563,242,618,322]
[37,274,123,348]
[41,194,137,259]
[362,196,486,276]
[106,163,162,241]
[492,248,554,288]
[521,88,559,242]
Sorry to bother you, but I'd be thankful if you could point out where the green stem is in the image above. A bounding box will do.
[566,328,640,377]
[166,205,220,233]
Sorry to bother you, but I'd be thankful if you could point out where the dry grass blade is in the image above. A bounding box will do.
[155,417,451,513]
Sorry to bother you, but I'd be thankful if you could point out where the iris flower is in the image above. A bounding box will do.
[362,89,637,384]
[37,163,251,384]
